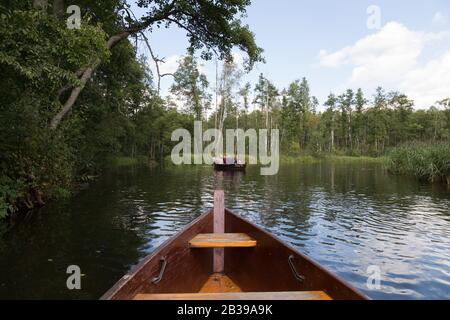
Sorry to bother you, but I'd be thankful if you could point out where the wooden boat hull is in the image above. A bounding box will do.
[101,209,367,300]
[214,163,246,171]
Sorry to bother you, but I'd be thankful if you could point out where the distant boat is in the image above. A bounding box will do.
[101,191,367,300]
[213,162,246,171]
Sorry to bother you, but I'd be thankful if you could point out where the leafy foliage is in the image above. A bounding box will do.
[0,0,262,218]
[136,0,263,70]
[0,10,109,89]
[170,54,211,120]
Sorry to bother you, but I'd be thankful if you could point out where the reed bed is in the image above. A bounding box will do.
[388,143,450,186]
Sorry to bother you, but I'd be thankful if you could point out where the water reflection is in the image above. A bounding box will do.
[0,162,449,299]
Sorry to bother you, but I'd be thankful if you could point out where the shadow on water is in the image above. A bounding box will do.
[0,162,449,299]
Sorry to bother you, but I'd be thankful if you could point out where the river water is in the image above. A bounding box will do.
[0,161,449,299]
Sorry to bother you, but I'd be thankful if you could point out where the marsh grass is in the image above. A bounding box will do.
[388,143,450,186]
[280,155,385,164]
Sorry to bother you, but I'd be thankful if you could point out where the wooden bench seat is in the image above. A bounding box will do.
[134,291,332,300]
[189,233,257,248]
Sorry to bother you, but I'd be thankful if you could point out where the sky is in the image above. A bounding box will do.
[133,0,450,110]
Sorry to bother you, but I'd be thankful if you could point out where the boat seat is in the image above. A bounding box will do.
[189,233,257,248]
[134,291,332,300]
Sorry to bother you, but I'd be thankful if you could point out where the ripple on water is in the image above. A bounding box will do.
[1,163,448,300]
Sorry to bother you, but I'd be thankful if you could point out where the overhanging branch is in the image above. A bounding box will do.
[50,4,177,129]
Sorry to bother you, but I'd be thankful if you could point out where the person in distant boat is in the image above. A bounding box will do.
[217,154,240,165]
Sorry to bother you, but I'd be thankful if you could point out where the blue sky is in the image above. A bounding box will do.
[133,0,450,109]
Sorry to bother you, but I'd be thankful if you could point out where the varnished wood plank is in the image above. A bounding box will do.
[134,291,332,301]
[100,211,214,300]
[199,273,242,293]
[213,190,225,273]
[224,210,368,300]
[190,233,257,248]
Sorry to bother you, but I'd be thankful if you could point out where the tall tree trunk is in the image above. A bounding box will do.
[331,128,335,152]
[330,111,335,152]
[193,87,201,121]
[33,0,48,11]
[50,60,101,129]
[53,0,65,19]
[49,5,176,129]
[50,32,130,129]
[348,109,353,150]
[214,59,218,131]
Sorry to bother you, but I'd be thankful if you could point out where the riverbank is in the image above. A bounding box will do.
[280,154,387,164]
[106,156,158,168]
[117,154,386,168]
[0,156,157,220]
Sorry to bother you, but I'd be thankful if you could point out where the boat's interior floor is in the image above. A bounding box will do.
[200,273,242,293]
[134,273,332,300]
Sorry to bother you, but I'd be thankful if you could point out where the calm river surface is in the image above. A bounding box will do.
[0,161,449,299]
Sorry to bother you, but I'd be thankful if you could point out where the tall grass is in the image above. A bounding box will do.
[280,154,385,164]
[388,143,450,186]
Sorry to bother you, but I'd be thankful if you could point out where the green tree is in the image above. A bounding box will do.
[239,82,252,130]
[436,98,450,140]
[388,92,414,144]
[50,0,263,129]
[353,88,367,150]
[338,89,354,150]
[324,93,338,152]
[281,78,316,150]
[253,73,278,130]
[170,54,210,121]
[367,87,389,154]
[217,60,243,131]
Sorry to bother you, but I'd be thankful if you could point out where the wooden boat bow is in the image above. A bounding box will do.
[101,191,368,300]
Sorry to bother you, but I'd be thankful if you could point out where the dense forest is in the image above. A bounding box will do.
[0,0,262,217]
[1,1,449,218]
[201,68,450,157]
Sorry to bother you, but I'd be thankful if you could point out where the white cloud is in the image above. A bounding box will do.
[401,52,450,107]
[433,12,447,25]
[318,22,450,108]
[318,49,350,68]
[319,23,426,85]
[232,51,244,66]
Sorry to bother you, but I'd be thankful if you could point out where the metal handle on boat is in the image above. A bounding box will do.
[288,255,305,282]
[152,257,167,284]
